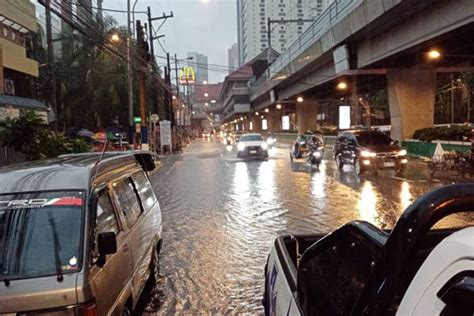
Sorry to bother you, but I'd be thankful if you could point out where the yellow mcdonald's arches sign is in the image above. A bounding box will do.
[179,67,195,85]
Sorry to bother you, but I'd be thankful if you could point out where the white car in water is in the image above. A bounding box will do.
[237,133,269,159]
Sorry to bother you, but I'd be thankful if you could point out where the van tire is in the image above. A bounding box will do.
[149,240,162,283]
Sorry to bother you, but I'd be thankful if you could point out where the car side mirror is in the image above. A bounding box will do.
[98,232,117,256]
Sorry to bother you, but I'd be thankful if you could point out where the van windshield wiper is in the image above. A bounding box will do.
[48,213,64,282]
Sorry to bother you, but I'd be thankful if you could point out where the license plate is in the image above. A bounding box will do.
[384,162,395,167]
[249,150,257,154]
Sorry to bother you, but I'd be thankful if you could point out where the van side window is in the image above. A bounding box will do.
[96,193,119,235]
[132,171,157,212]
[113,177,143,228]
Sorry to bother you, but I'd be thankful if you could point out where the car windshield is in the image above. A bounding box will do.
[0,191,84,281]
[356,132,393,146]
[240,135,263,141]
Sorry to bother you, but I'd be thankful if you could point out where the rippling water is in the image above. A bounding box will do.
[140,139,471,315]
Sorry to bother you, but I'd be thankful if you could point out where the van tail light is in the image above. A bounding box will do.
[79,302,98,316]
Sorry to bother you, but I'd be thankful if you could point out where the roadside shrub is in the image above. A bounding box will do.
[0,111,91,161]
[413,125,471,142]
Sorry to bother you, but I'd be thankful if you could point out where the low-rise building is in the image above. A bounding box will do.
[0,0,47,121]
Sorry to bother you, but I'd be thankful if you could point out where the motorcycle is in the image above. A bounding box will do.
[307,144,324,167]
[266,135,277,148]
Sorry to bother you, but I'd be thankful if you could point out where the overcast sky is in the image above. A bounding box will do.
[104,0,237,83]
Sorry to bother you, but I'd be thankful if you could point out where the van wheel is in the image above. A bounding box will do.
[149,240,162,283]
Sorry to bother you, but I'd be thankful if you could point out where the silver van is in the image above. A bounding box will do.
[0,152,162,315]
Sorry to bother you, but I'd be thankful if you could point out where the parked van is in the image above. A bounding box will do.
[0,152,162,315]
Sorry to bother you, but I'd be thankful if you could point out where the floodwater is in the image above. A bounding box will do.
[139,138,471,315]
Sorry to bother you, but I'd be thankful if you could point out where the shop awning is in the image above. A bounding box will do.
[0,94,48,110]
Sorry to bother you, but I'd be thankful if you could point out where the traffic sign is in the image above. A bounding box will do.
[150,114,159,123]
[134,117,142,123]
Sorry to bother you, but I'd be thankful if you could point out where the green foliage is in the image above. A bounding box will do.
[0,112,91,161]
[413,125,471,142]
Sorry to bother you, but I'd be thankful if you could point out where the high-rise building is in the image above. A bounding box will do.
[228,43,239,71]
[237,0,333,64]
[187,52,209,84]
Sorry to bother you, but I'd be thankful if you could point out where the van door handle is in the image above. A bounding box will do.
[122,244,129,253]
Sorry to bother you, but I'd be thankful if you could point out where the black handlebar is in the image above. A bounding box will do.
[354,183,474,315]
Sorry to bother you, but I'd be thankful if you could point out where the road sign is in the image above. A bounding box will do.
[150,114,159,123]
[160,120,172,147]
[134,117,142,123]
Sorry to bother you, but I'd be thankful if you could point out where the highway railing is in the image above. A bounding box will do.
[256,0,361,86]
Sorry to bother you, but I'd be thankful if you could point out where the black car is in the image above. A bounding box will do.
[333,130,408,175]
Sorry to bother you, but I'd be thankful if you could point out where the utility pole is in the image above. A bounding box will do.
[166,53,173,125]
[136,20,148,149]
[147,7,173,60]
[45,0,57,130]
[127,0,134,147]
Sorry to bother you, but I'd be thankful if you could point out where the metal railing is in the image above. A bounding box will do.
[256,0,362,86]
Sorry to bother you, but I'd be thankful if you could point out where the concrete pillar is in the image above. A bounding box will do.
[296,100,318,134]
[251,115,262,132]
[387,68,436,140]
[267,110,281,132]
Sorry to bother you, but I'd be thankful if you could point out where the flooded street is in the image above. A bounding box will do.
[142,139,467,314]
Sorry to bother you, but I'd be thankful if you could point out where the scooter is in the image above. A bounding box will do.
[266,135,277,148]
[307,145,323,168]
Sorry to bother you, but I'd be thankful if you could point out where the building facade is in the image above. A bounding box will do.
[237,0,332,64]
[228,43,239,71]
[186,52,209,84]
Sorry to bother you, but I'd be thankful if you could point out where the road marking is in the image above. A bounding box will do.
[164,164,176,178]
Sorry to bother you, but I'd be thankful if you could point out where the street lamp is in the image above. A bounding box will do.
[110,33,120,42]
[337,81,348,90]
[427,49,441,60]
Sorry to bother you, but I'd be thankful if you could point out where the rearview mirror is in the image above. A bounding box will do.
[98,232,117,256]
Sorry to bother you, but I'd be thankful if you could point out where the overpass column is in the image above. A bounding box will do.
[251,115,262,132]
[266,110,281,132]
[296,100,318,134]
[388,68,436,140]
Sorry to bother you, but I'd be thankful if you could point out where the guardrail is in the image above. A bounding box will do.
[255,0,361,86]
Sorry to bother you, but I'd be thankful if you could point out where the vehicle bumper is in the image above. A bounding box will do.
[239,147,268,158]
[361,157,408,170]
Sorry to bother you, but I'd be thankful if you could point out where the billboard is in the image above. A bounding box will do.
[178,67,195,85]
[339,105,351,130]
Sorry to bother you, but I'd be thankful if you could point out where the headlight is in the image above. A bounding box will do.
[261,143,269,150]
[313,151,321,157]
[361,150,376,158]
[398,149,407,156]
[237,143,246,151]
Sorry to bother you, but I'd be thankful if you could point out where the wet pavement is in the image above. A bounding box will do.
[139,138,472,315]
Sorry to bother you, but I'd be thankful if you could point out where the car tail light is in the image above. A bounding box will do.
[79,302,98,316]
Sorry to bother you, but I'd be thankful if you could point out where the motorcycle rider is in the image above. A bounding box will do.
[308,135,323,152]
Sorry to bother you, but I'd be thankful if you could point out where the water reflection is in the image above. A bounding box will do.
[400,181,412,211]
[357,181,380,226]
